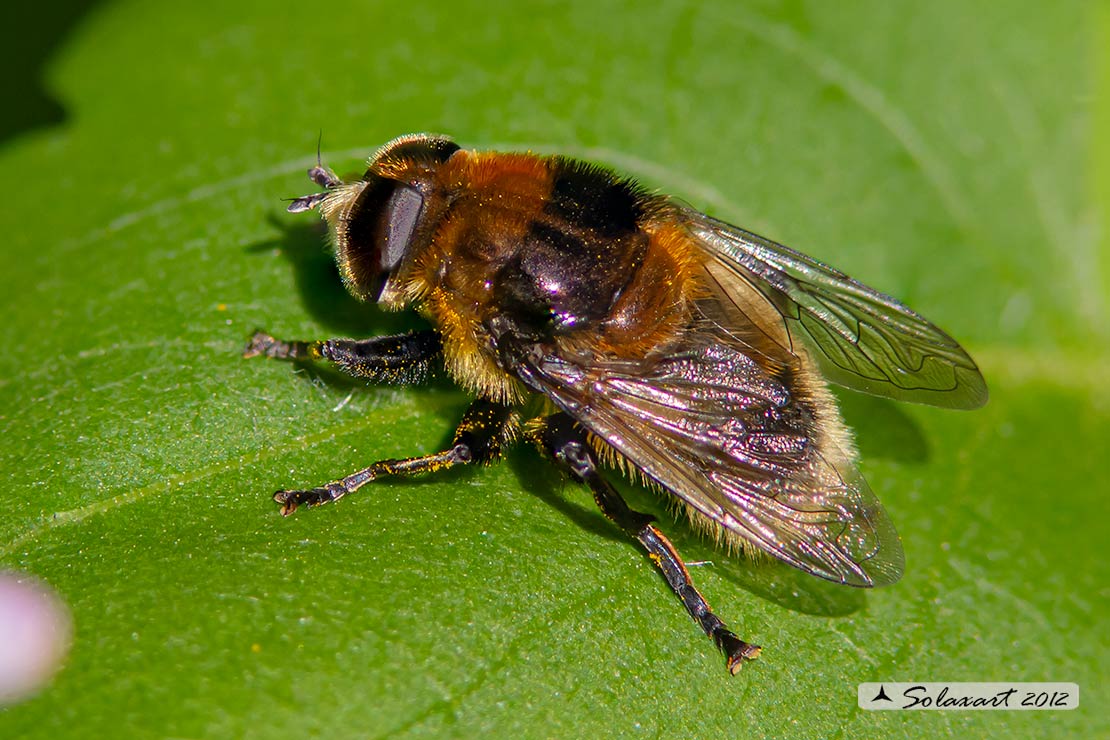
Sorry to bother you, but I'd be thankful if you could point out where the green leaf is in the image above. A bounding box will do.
[2,1,1106,738]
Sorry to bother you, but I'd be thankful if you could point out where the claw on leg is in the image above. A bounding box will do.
[273,483,346,516]
[242,331,313,361]
[721,635,762,675]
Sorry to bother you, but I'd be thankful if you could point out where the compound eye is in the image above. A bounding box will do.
[379,186,423,274]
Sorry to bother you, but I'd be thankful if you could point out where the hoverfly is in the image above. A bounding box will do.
[244,133,987,673]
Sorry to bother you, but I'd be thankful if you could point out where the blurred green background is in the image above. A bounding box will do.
[1,1,1106,738]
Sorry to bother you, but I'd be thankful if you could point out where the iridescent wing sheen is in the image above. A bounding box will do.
[513,339,905,587]
[681,209,988,409]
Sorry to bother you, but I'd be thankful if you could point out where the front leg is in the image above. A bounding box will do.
[244,329,442,385]
[273,398,519,516]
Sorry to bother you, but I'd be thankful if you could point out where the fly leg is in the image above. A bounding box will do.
[244,330,442,385]
[271,398,518,516]
[533,413,761,674]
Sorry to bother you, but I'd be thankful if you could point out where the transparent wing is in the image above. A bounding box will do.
[513,338,904,587]
[682,210,988,409]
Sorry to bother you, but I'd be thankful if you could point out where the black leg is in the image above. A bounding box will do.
[244,330,442,385]
[273,398,518,516]
[533,413,761,674]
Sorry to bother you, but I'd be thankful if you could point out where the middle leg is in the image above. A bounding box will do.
[274,397,518,516]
